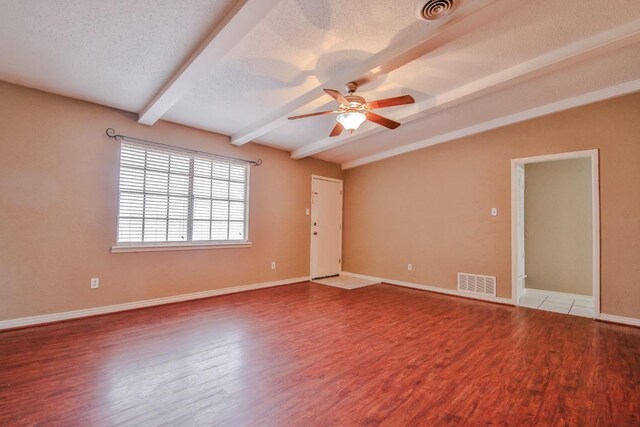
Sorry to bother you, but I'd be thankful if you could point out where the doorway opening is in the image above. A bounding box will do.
[511,150,600,318]
[310,175,343,280]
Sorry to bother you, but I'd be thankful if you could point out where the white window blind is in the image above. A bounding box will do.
[117,141,249,245]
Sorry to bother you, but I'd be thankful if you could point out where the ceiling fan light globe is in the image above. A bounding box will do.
[336,112,366,132]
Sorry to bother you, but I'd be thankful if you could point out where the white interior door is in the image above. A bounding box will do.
[310,176,342,279]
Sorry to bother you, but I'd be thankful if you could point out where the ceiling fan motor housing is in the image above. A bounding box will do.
[345,81,359,94]
[345,95,366,108]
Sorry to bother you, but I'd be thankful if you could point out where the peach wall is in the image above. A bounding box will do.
[0,81,342,320]
[343,92,640,319]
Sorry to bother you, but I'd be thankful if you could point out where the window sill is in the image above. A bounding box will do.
[111,242,252,253]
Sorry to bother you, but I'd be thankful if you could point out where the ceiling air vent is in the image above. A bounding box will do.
[416,0,458,21]
[458,272,496,297]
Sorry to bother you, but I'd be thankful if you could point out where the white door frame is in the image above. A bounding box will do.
[510,149,600,316]
[310,175,343,279]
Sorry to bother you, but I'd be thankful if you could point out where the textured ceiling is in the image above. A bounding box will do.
[258,0,640,150]
[314,42,640,165]
[163,0,440,134]
[0,0,236,111]
[1,0,639,167]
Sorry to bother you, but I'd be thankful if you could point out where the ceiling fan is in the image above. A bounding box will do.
[288,82,415,137]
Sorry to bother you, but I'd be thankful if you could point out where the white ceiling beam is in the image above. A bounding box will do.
[229,0,526,146]
[138,0,280,125]
[341,78,640,170]
[291,19,640,159]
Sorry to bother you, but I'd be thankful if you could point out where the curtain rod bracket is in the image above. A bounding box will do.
[105,128,262,166]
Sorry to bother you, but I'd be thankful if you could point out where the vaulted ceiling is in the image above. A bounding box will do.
[1,0,639,169]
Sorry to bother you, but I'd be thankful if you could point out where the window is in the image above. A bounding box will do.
[116,141,249,246]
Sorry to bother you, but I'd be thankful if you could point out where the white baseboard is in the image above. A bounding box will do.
[597,313,640,327]
[341,272,515,305]
[0,276,310,331]
[342,273,639,327]
[4,274,636,330]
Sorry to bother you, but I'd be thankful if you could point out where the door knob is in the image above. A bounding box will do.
[313,232,318,235]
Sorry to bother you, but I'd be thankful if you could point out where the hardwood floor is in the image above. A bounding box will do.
[1,282,639,426]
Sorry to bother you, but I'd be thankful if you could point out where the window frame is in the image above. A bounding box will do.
[111,140,252,253]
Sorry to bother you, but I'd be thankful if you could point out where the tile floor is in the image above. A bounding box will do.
[312,275,379,290]
[518,289,594,318]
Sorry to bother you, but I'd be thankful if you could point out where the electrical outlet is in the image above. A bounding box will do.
[407,263,413,271]
[491,208,498,216]
[90,278,99,289]
[271,261,276,270]
[305,208,310,216]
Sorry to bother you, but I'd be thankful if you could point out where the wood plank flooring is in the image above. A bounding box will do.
[1,282,639,426]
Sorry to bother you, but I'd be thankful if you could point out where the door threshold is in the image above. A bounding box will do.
[312,275,379,290]
[518,289,594,318]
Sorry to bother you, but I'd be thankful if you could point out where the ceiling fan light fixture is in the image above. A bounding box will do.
[336,112,366,133]
[287,83,414,137]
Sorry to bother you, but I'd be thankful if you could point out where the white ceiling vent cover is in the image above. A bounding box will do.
[416,0,458,21]
[457,272,496,297]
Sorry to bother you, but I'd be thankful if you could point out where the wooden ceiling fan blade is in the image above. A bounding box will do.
[324,88,349,106]
[365,112,401,130]
[364,95,415,110]
[329,122,344,137]
[288,110,336,120]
